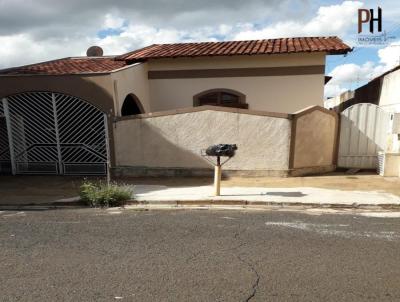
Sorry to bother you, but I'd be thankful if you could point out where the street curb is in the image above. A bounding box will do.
[129,200,400,210]
[1,200,400,211]
[0,201,85,211]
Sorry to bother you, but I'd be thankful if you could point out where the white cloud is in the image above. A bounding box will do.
[234,1,363,40]
[103,14,125,29]
[0,20,235,68]
[329,62,378,85]
[95,24,224,55]
[325,40,400,98]
[324,83,347,99]
[97,25,182,55]
[0,34,94,67]
[377,41,400,67]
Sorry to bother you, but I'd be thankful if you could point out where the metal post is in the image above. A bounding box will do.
[51,93,63,174]
[103,114,111,186]
[214,156,221,196]
[2,98,16,175]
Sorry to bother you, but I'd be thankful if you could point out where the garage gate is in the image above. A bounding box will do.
[0,92,109,175]
[338,103,391,169]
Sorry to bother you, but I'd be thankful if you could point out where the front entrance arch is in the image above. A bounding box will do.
[0,92,109,175]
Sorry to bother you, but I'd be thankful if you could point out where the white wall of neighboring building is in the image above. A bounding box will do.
[324,90,354,110]
[379,68,400,113]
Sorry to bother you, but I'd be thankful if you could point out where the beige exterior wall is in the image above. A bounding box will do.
[114,109,291,172]
[111,63,151,114]
[0,74,115,114]
[149,75,324,113]
[147,53,325,113]
[290,107,338,171]
[379,69,400,113]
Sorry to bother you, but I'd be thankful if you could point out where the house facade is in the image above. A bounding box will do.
[0,36,350,176]
[132,52,326,114]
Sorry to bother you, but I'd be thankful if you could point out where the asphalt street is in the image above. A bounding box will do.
[1,208,400,301]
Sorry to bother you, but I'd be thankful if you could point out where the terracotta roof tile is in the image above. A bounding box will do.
[0,57,127,75]
[116,36,351,62]
[250,40,262,54]
[265,40,273,53]
[281,38,288,53]
[0,36,351,76]
[272,39,280,53]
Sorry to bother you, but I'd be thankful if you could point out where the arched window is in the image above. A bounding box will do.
[121,94,144,116]
[193,89,248,109]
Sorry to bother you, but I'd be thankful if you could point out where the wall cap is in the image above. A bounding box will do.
[293,105,338,119]
[115,105,292,121]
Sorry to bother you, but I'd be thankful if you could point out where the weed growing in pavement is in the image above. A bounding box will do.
[79,180,133,207]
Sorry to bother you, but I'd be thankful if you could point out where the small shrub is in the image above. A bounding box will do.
[79,181,133,207]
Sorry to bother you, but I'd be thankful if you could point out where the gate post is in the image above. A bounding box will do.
[51,93,63,174]
[2,98,16,175]
[103,114,111,185]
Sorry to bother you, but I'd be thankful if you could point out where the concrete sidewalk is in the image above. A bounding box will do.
[1,175,400,209]
[133,185,400,207]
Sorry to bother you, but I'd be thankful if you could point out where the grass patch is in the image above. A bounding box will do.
[79,180,133,207]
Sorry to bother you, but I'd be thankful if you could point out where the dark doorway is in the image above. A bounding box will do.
[121,94,144,116]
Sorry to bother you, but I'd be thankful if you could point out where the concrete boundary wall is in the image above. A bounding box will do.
[113,106,338,177]
[289,106,339,176]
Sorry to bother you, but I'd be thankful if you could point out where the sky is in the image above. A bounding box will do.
[1,0,400,98]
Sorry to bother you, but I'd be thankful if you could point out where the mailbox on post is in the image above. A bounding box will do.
[201,144,238,196]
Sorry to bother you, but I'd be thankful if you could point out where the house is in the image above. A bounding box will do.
[0,36,350,176]
[325,64,400,113]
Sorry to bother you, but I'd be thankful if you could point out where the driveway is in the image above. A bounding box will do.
[0,176,84,205]
[1,208,400,301]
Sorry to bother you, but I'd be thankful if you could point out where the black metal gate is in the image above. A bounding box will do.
[0,92,109,175]
[0,103,11,174]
